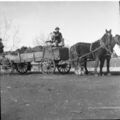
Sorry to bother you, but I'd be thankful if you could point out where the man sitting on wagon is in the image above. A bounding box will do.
[46,27,64,47]
[52,27,64,47]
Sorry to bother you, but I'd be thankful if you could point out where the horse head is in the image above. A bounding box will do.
[105,29,112,37]
[101,29,112,45]
[114,34,120,46]
[106,34,120,53]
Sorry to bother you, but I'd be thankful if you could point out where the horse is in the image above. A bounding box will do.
[70,42,91,75]
[99,34,120,75]
[92,33,120,76]
[70,30,120,76]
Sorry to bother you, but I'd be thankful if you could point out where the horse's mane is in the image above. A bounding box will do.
[91,33,113,51]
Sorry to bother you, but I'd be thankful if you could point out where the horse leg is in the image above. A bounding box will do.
[106,56,111,75]
[94,57,99,76]
[0,65,1,74]
[77,62,82,75]
[76,59,84,76]
[74,60,79,75]
[74,66,78,75]
[100,58,105,76]
[75,66,81,75]
[81,66,84,75]
[84,59,89,74]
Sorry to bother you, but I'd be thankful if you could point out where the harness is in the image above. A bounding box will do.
[71,35,117,63]
[90,39,112,58]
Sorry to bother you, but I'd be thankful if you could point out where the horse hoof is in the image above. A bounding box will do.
[85,71,89,75]
[101,74,104,76]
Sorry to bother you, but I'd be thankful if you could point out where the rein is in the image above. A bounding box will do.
[70,42,112,63]
[103,35,120,55]
[99,37,113,55]
[101,44,113,55]
[70,46,102,62]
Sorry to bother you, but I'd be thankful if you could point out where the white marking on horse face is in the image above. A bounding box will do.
[106,32,111,37]
[106,29,111,37]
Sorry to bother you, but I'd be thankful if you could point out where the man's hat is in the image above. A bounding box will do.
[55,27,60,30]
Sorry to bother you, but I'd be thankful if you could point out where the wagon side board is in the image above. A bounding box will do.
[18,52,43,63]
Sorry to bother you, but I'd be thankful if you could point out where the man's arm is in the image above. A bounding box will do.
[60,33,65,46]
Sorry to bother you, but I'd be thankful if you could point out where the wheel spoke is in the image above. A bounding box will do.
[41,59,55,74]
[57,62,71,74]
[16,63,28,74]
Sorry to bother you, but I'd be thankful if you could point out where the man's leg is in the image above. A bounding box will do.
[94,57,99,76]
[55,40,59,47]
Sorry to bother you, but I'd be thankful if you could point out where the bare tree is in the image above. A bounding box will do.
[0,15,20,51]
[33,33,47,46]
[119,1,120,15]
[12,25,21,50]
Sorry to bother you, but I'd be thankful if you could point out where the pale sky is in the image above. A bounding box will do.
[0,1,120,51]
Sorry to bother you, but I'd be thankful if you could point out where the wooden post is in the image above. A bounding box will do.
[33,52,35,62]
[18,52,21,63]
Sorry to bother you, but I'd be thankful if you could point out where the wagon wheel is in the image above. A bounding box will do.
[41,59,55,74]
[57,61,71,74]
[16,62,29,74]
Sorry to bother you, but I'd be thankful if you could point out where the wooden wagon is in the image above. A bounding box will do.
[3,46,71,74]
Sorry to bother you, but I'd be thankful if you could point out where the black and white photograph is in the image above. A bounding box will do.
[0,0,120,119]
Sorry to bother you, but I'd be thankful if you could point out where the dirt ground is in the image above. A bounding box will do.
[1,72,120,120]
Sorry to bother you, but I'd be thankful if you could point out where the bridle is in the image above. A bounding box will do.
[102,35,120,55]
[99,36,113,55]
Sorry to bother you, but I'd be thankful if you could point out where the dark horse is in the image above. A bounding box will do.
[99,34,120,75]
[70,30,120,75]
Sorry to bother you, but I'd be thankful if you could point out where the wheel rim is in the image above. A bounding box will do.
[57,63,71,74]
[17,63,28,73]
